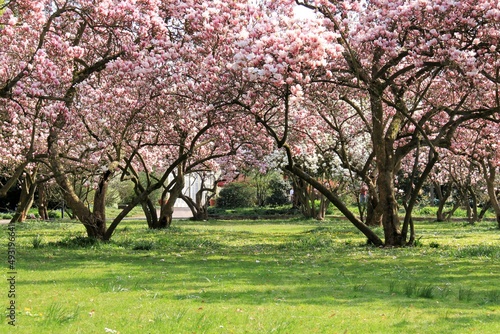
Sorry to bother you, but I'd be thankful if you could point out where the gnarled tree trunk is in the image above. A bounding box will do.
[377,168,403,246]
[434,182,453,222]
[371,89,404,247]
[180,172,216,221]
[12,169,37,223]
[365,181,382,227]
[48,114,110,240]
[157,171,185,229]
[482,161,500,229]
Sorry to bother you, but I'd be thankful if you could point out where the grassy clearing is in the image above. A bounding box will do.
[2,217,500,333]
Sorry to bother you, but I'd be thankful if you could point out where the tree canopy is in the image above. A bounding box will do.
[1,0,499,245]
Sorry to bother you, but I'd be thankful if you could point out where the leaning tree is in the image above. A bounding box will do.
[451,120,500,227]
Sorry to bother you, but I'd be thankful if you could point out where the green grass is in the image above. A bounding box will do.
[2,217,500,333]
[207,205,298,217]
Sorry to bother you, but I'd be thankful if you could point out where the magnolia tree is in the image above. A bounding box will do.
[1,0,175,238]
[0,1,57,203]
[2,0,500,245]
[0,0,127,227]
[64,0,268,233]
[417,147,485,222]
[451,120,500,226]
[226,0,500,246]
[118,0,275,228]
[1,0,273,238]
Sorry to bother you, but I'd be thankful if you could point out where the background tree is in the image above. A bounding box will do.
[179,171,218,221]
[452,120,500,226]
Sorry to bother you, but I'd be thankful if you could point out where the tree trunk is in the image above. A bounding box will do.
[286,164,384,246]
[141,197,158,229]
[478,200,491,221]
[38,183,49,220]
[179,174,216,221]
[158,198,174,228]
[370,85,404,246]
[78,172,110,239]
[365,183,382,226]
[130,173,159,228]
[12,170,37,223]
[82,216,107,239]
[467,186,478,224]
[434,183,451,222]
[483,161,500,229]
[291,177,320,219]
[156,199,173,229]
[444,201,461,221]
[316,195,329,220]
[302,186,316,218]
[377,168,403,246]
[402,149,438,245]
[0,162,29,198]
[157,171,185,229]
[180,193,209,221]
[48,147,110,240]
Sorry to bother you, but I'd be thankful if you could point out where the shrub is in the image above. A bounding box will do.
[217,182,256,208]
[266,178,290,206]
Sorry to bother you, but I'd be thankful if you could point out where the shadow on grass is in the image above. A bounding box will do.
[17,240,500,306]
[7,218,500,317]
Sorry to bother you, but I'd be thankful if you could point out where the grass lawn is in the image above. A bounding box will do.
[2,217,500,333]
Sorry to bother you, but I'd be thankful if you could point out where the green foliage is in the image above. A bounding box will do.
[207,205,296,217]
[416,285,435,299]
[266,178,290,206]
[404,282,418,297]
[105,176,140,206]
[106,205,143,218]
[174,238,222,251]
[415,206,437,216]
[106,174,162,206]
[217,182,256,208]
[278,234,336,251]
[388,281,398,294]
[483,290,500,304]
[48,210,62,219]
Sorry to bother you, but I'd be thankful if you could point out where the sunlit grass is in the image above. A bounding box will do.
[2,217,500,333]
